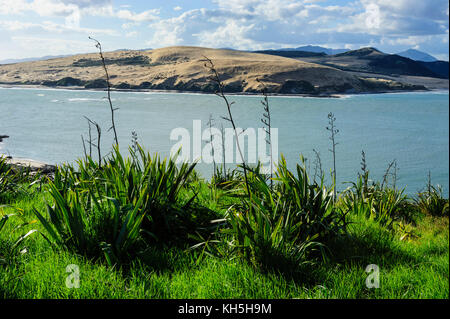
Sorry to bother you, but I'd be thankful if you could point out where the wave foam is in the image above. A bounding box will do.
[68,97,116,102]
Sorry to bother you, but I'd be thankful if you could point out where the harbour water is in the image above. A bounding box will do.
[1,87,448,196]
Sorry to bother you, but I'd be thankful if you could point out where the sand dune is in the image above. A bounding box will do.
[0,46,426,95]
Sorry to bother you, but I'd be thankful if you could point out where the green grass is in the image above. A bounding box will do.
[0,175,448,299]
[2,50,447,300]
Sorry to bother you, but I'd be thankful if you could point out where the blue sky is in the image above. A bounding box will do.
[0,0,448,60]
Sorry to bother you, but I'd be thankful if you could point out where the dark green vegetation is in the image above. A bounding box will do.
[1,150,448,298]
[72,56,151,67]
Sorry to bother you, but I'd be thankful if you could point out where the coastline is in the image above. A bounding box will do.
[1,83,447,98]
[1,88,448,195]
[0,83,342,98]
[2,156,56,174]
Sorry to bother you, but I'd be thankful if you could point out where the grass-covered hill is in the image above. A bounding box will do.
[0,46,427,95]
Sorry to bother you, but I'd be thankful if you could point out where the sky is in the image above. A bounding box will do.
[0,0,448,61]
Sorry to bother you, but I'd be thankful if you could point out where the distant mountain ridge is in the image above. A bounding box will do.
[256,47,448,79]
[334,47,447,78]
[252,50,327,58]
[0,55,70,65]
[275,45,348,55]
[396,49,438,62]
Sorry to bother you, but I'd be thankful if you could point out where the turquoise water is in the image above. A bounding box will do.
[0,87,448,196]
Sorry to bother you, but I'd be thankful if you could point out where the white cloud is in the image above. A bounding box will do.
[339,0,449,36]
[0,0,154,40]
[116,9,159,22]
[145,2,360,50]
[0,0,112,16]
[147,10,195,47]
[126,31,138,38]
[0,0,113,29]
[0,0,159,28]
[213,0,305,21]
[10,36,94,56]
[30,0,79,17]
[122,22,138,29]
[0,0,448,60]
[196,20,258,49]
[0,0,29,15]
[0,20,38,31]
[0,19,117,35]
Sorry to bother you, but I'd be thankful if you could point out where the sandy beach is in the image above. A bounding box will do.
[4,157,55,174]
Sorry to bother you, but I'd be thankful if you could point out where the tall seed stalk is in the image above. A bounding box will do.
[83,116,102,167]
[81,116,94,159]
[312,148,323,184]
[89,36,119,146]
[131,130,138,153]
[326,112,339,201]
[257,79,273,189]
[203,57,250,196]
[207,114,217,179]
[381,159,397,189]
[360,150,368,194]
[220,123,226,174]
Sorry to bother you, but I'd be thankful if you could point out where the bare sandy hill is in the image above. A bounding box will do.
[0,46,426,94]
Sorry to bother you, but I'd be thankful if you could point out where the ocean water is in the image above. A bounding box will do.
[0,86,448,196]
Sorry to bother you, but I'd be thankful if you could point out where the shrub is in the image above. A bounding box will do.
[211,166,241,190]
[217,156,347,270]
[341,172,410,228]
[33,180,148,265]
[33,145,215,265]
[415,185,449,217]
[274,156,348,242]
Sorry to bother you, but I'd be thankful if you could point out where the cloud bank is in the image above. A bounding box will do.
[0,0,448,60]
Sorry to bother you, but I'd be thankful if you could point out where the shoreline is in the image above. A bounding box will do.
[1,83,445,98]
[0,83,342,98]
[2,156,56,174]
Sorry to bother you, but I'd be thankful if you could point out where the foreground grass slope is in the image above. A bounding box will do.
[0,152,448,299]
